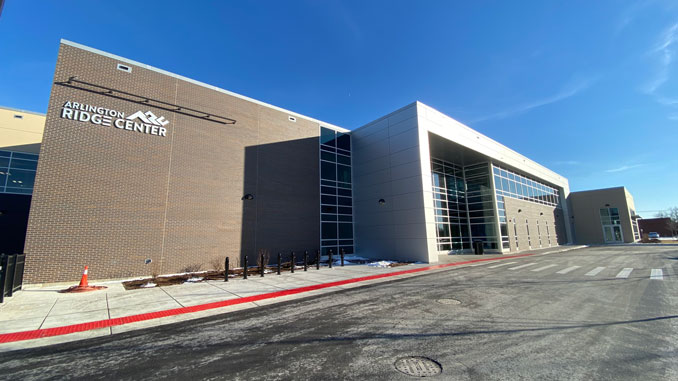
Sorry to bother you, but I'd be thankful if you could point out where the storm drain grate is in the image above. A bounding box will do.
[436,298,461,305]
[394,356,442,377]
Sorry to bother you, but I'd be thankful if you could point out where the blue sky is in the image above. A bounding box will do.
[1,1,677,215]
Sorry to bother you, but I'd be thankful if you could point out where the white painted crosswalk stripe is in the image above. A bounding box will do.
[469,262,492,267]
[585,267,605,276]
[488,262,517,269]
[508,263,537,270]
[650,269,663,280]
[616,268,633,278]
[556,266,581,274]
[531,264,557,272]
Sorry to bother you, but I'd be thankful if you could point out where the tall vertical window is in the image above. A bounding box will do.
[536,220,542,248]
[431,158,470,252]
[526,219,532,249]
[465,163,498,250]
[513,218,519,250]
[431,159,498,252]
[0,150,39,194]
[320,127,353,256]
[599,207,623,243]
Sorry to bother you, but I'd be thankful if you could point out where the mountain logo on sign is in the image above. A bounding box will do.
[126,111,170,126]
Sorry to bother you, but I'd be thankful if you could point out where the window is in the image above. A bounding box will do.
[0,150,39,194]
[319,127,353,255]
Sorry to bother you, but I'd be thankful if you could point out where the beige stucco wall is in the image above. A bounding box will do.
[569,187,636,244]
[0,106,45,153]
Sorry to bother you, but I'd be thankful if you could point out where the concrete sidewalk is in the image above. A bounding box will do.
[0,246,585,352]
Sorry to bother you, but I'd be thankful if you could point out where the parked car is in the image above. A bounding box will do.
[648,232,660,239]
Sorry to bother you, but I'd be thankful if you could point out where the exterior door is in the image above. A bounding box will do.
[603,225,623,243]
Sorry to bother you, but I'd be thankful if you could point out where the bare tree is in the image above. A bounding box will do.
[656,207,678,237]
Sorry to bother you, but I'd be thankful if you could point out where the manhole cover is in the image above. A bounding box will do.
[436,298,461,305]
[394,356,442,377]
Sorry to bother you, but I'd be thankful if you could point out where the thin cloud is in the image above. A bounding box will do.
[642,22,678,94]
[605,164,643,173]
[554,160,582,166]
[471,78,595,123]
[656,95,678,105]
[615,0,656,35]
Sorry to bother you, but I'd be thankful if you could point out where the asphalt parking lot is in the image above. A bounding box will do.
[0,245,676,381]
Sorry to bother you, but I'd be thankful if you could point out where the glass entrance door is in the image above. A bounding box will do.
[603,225,623,243]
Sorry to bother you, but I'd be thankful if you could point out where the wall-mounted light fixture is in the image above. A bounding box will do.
[378,199,386,205]
[540,212,544,216]
[604,203,610,207]
[518,209,522,213]
[242,194,254,201]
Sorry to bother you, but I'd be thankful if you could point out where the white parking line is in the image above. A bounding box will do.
[556,266,581,274]
[508,263,537,270]
[585,267,605,276]
[469,262,492,267]
[488,262,517,269]
[616,268,633,278]
[531,264,557,272]
[650,269,663,280]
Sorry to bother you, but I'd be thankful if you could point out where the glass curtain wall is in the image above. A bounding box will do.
[431,159,469,252]
[0,150,39,194]
[465,163,498,250]
[431,158,498,252]
[492,165,561,250]
[320,127,354,256]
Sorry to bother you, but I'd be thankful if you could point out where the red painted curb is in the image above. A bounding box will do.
[0,253,534,344]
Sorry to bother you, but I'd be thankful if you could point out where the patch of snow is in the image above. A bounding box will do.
[140,282,157,288]
[367,260,397,268]
[185,277,203,283]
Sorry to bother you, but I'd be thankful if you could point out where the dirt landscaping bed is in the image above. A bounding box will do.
[122,259,413,290]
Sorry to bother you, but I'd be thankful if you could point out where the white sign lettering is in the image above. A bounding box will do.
[60,101,168,137]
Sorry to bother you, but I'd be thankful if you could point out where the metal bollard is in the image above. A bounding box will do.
[328,249,333,268]
[316,250,321,270]
[277,252,282,275]
[304,251,308,271]
[290,251,295,273]
[260,252,265,277]
[340,248,345,267]
[225,257,229,282]
[243,255,248,279]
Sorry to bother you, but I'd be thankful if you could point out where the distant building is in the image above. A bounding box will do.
[569,187,640,244]
[0,106,44,255]
[638,217,674,237]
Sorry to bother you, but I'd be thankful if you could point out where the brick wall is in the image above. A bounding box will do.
[24,43,321,284]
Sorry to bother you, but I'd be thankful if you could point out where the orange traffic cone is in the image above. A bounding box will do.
[60,265,107,293]
[78,266,89,287]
